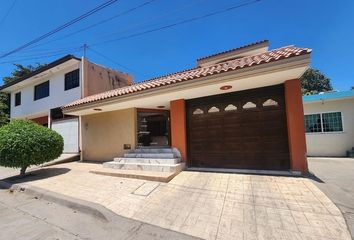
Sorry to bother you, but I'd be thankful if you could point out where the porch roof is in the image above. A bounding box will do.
[62,45,311,111]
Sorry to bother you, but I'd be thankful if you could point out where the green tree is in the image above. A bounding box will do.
[0,63,45,126]
[300,68,333,95]
[0,120,63,177]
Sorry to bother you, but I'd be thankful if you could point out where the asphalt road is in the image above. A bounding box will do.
[308,157,354,239]
[0,187,199,240]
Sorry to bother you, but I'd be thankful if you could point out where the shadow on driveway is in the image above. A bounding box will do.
[1,168,71,185]
[307,172,325,183]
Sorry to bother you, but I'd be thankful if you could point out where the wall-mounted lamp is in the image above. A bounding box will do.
[220,85,232,91]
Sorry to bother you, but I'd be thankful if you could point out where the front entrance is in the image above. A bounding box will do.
[137,109,170,147]
[186,85,290,170]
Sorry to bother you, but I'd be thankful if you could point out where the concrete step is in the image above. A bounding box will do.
[123,153,176,159]
[90,168,179,183]
[114,157,180,164]
[103,161,185,173]
[131,148,174,154]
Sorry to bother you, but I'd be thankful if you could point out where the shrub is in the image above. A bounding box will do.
[0,120,63,177]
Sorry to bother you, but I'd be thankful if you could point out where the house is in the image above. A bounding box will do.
[62,40,311,174]
[303,90,354,157]
[0,55,133,153]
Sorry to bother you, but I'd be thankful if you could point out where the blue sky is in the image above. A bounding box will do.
[0,0,353,90]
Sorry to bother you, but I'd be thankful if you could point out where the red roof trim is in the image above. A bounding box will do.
[63,45,311,110]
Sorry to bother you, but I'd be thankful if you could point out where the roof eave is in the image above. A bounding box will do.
[63,53,311,115]
[0,55,81,91]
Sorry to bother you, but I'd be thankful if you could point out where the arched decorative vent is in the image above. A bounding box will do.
[263,99,278,107]
[243,102,257,109]
[193,108,204,115]
[208,106,220,113]
[225,104,237,111]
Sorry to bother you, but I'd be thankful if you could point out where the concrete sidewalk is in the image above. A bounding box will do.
[1,162,351,240]
[0,188,199,240]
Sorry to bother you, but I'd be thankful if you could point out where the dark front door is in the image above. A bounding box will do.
[186,85,290,170]
[137,109,170,147]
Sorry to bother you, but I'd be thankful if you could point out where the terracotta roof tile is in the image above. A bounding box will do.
[63,45,311,109]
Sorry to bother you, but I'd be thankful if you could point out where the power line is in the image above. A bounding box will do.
[0,0,118,59]
[21,0,206,54]
[87,46,148,77]
[90,0,260,47]
[25,0,157,51]
[0,47,83,65]
[0,46,83,59]
[0,0,17,27]
[93,0,207,41]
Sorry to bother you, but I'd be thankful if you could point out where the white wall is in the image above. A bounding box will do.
[52,118,79,153]
[304,98,354,157]
[10,63,81,119]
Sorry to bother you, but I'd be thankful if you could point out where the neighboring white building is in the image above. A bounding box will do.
[303,90,354,157]
[0,55,133,153]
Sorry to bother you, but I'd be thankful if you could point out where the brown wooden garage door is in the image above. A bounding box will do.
[186,85,290,170]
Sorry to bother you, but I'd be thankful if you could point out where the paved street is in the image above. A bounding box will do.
[0,187,199,240]
[308,157,354,239]
[1,162,351,240]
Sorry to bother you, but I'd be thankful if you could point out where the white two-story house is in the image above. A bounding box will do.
[0,55,133,154]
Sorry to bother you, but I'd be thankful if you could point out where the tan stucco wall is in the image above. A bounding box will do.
[304,98,354,157]
[81,108,137,161]
[83,59,133,97]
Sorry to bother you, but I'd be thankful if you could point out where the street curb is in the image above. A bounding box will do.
[0,179,116,222]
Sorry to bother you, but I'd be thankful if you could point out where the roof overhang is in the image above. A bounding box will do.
[303,95,354,104]
[63,54,310,116]
[0,55,81,92]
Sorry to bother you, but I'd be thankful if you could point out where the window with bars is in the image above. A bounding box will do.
[305,112,343,133]
[322,112,343,132]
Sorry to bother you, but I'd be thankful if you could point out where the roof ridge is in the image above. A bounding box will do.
[135,45,309,85]
[197,40,269,61]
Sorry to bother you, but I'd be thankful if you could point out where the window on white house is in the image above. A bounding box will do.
[305,112,343,133]
[322,112,343,132]
[15,92,21,106]
[65,69,79,91]
[34,81,49,101]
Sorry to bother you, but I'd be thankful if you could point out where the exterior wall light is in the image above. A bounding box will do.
[220,85,232,91]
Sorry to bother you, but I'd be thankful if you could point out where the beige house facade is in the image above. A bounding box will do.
[63,41,312,173]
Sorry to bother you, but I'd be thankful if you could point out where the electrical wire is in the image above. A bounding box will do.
[87,46,148,77]
[90,0,260,47]
[0,0,118,59]
[0,47,83,65]
[0,0,17,27]
[24,0,157,51]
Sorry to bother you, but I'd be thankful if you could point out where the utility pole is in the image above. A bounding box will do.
[83,44,88,59]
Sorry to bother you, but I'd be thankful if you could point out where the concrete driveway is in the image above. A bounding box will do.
[308,157,354,239]
[1,162,352,240]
